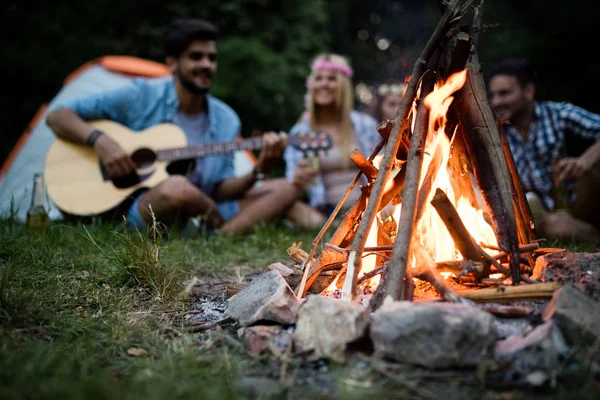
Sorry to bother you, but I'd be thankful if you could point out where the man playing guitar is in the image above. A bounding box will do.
[46,18,297,235]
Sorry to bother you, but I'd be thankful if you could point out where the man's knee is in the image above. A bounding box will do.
[154,175,196,209]
[267,178,298,206]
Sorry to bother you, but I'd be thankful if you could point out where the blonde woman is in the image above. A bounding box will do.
[284,54,380,227]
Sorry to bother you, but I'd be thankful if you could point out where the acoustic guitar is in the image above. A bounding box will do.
[44,119,332,217]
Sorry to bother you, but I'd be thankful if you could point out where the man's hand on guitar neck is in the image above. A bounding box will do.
[255,131,288,174]
[94,134,138,178]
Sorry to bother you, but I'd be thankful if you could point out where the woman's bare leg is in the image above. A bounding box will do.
[219,178,297,235]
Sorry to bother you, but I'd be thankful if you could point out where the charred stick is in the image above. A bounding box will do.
[350,149,379,180]
[357,265,387,286]
[478,247,538,284]
[440,31,472,82]
[471,0,484,49]
[492,243,540,260]
[412,245,464,303]
[499,128,536,242]
[452,43,521,285]
[306,261,346,286]
[430,188,488,273]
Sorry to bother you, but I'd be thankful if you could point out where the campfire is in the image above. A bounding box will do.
[215,1,600,392]
[292,8,540,310]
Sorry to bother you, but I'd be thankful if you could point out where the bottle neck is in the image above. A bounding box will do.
[31,174,46,208]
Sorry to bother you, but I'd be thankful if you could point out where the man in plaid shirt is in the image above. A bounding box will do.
[488,58,600,243]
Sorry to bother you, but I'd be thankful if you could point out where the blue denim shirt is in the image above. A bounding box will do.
[62,76,241,219]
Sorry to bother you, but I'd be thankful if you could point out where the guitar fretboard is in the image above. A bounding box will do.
[156,137,264,161]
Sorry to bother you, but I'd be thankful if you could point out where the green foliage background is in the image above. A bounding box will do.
[1,0,599,165]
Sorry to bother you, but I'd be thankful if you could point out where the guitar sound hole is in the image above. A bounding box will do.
[131,148,156,169]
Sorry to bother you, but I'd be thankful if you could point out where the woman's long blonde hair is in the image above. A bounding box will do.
[307,53,355,166]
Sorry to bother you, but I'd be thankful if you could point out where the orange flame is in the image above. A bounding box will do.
[323,69,499,293]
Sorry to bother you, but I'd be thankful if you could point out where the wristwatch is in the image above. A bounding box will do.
[252,167,267,181]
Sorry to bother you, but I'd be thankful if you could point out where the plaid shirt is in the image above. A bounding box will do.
[504,101,600,210]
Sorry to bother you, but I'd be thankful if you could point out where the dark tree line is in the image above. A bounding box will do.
[1,0,599,164]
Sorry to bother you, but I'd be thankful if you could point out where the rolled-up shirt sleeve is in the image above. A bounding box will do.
[60,81,143,124]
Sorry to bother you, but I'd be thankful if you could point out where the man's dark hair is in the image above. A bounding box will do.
[488,58,536,89]
[164,18,218,58]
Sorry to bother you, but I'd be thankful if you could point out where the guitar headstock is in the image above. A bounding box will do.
[289,131,333,155]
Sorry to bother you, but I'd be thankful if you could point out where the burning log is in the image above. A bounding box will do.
[451,42,522,285]
[430,188,489,277]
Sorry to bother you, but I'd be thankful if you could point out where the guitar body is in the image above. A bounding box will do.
[45,119,332,218]
[45,120,188,217]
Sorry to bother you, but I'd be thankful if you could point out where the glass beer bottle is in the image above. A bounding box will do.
[26,173,49,233]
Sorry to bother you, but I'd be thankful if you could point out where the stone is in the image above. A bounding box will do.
[294,295,371,363]
[370,301,497,368]
[227,270,300,326]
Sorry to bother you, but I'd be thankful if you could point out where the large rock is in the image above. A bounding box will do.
[371,301,497,368]
[542,284,600,347]
[227,270,300,326]
[294,295,371,363]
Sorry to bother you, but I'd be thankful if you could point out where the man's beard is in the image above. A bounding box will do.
[177,67,211,95]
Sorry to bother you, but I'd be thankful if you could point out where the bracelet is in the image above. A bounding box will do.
[252,167,267,182]
[86,129,104,147]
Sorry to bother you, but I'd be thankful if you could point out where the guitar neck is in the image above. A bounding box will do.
[156,137,264,161]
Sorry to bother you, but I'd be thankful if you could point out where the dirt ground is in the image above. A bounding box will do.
[181,253,600,400]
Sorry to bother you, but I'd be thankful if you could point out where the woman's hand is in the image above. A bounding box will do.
[292,158,318,189]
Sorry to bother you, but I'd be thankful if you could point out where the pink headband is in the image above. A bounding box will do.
[311,59,353,78]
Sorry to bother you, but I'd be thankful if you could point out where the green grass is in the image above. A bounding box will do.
[0,217,319,400]
[1,215,597,400]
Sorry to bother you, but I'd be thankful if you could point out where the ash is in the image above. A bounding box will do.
[186,296,229,324]
[319,288,375,307]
